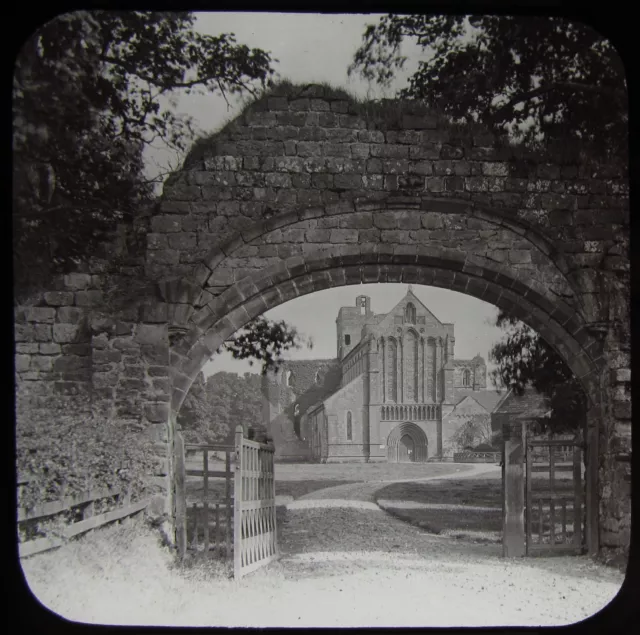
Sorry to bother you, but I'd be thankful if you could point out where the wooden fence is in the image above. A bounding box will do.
[17,483,148,558]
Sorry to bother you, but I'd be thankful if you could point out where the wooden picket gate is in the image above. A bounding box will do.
[174,434,234,560]
[502,419,585,557]
[525,435,584,555]
[233,424,279,578]
[174,426,278,578]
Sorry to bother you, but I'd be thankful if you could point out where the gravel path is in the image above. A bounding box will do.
[257,462,624,628]
[22,463,623,628]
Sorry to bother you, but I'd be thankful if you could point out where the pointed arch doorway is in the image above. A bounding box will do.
[387,422,428,463]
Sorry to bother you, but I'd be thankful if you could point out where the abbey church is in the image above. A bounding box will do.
[262,287,503,463]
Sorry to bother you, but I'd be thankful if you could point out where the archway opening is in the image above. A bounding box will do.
[171,256,601,557]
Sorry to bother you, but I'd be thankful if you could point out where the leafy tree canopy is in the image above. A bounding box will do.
[179,371,265,445]
[489,310,586,435]
[221,316,310,374]
[13,11,276,299]
[179,317,311,443]
[349,15,627,163]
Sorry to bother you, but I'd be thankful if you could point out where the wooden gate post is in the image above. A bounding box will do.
[233,425,243,578]
[174,432,187,560]
[503,420,525,557]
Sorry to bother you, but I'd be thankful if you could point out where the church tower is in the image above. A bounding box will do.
[336,295,372,360]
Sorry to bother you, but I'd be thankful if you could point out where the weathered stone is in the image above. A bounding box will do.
[329,229,359,243]
[15,355,30,372]
[62,343,91,356]
[53,355,88,373]
[64,273,91,290]
[150,215,182,233]
[135,324,167,346]
[43,292,75,306]
[25,307,56,324]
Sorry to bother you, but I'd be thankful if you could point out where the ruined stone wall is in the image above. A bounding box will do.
[14,221,172,518]
[13,83,630,555]
[261,358,340,460]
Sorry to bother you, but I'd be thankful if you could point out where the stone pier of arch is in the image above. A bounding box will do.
[14,83,630,558]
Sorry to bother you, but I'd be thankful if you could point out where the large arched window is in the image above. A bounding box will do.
[462,369,471,387]
[405,302,417,324]
[346,412,353,441]
[405,330,419,402]
[387,337,398,402]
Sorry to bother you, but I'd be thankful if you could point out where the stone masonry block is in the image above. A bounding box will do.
[53,324,80,343]
[25,307,56,323]
[135,324,167,346]
[43,292,75,306]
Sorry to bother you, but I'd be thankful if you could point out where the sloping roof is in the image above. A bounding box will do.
[455,389,506,413]
[374,287,444,333]
[493,387,549,416]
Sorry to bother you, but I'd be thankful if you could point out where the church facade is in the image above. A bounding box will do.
[262,287,499,462]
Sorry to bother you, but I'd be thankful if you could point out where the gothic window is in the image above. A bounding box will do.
[345,334,351,346]
[405,331,419,402]
[463,369,471,387]
[405,302,417,324]
[427,338,437,400]
[346,412,352,441]
[387,337,398,402]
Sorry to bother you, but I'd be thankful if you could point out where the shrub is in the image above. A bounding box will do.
[15,385,157,511]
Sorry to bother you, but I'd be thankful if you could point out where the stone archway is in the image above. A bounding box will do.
[387,422,428,463]
[14,83,629,558]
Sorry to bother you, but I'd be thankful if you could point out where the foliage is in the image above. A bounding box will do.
[349,15,627,163]
[13,11,276,299]
[447,414,495,452]
[16,387,157,510]
[489,310,586,434]
[221,316,310,375]
[178,371,264,445]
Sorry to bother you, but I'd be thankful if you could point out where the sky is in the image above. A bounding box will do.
[143,12,506,381]
[203,284,504,380]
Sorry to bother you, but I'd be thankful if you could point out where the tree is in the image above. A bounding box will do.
[178,318,312,443]
[489,310,586,435]
[221,316,311,374]
[447,414,495,452]
[178,371,265,444]
[13,11,277,299]
[349,15,627,163]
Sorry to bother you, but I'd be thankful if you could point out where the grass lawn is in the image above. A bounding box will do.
[374,477,503,543]
[185,478,359,502]
[184,461,473,504]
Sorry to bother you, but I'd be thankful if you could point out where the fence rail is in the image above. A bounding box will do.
[17,483,148,558]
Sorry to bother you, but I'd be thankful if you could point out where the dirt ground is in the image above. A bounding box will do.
[21,462,625,628]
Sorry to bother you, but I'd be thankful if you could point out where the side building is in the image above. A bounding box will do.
[263,287,504,462]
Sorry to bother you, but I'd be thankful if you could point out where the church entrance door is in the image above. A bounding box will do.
[399,434,415,463]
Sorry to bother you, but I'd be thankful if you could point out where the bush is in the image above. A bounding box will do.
[16,386,157,510]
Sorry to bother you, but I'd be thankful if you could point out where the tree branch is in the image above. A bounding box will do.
[493,81,625,120]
